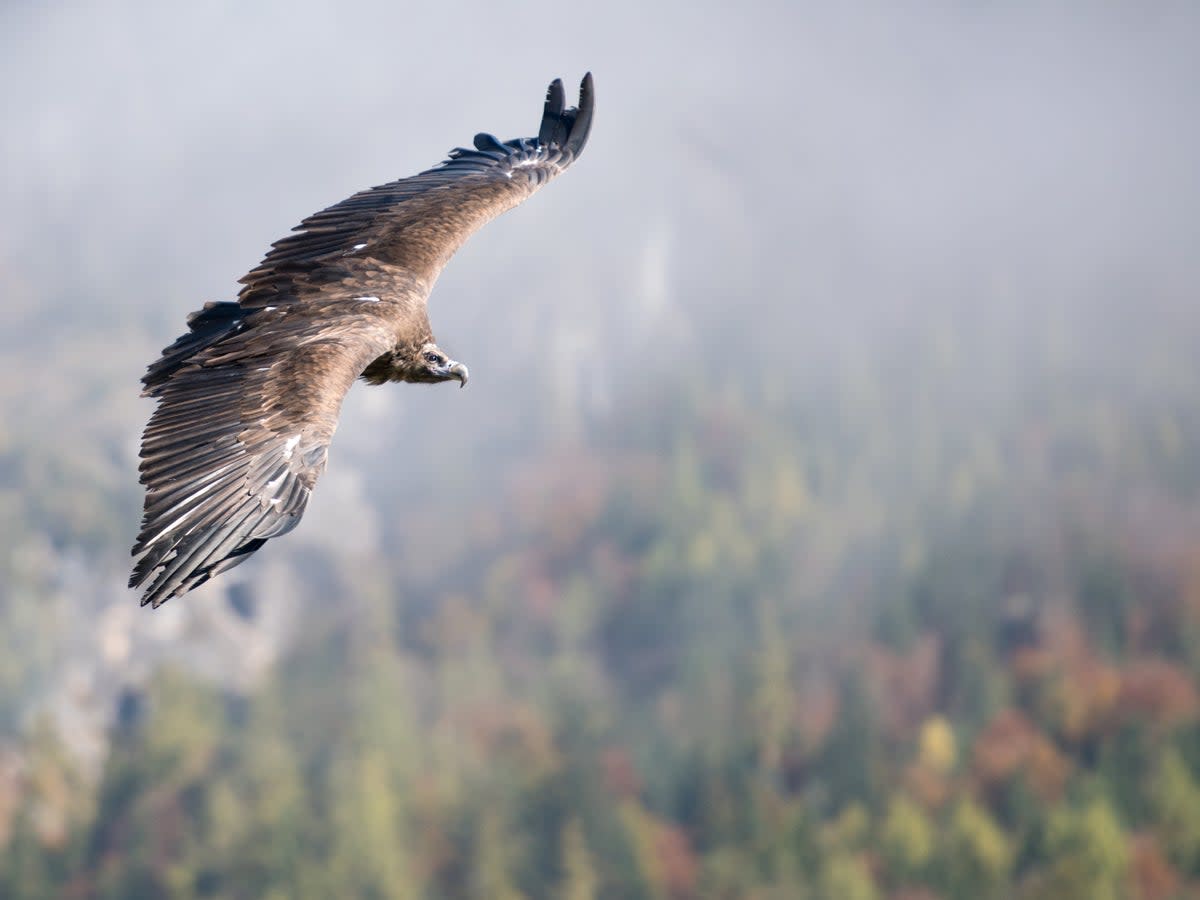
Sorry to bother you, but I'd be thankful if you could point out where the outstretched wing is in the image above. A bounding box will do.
[131,73,595,607]
[238,73,594,307]
[130,302,396,607]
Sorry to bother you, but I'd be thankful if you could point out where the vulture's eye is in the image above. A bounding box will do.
[424,352,442,365]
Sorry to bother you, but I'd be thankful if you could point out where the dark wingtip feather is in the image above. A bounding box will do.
[564,72,594,157]
[546,78,565,114]
[536,73,594,158]
[538,78,566,146]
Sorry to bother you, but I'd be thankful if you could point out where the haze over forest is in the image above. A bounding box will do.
[2,2,1200,897]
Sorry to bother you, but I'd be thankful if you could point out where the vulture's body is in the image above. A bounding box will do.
[130,74,593,608]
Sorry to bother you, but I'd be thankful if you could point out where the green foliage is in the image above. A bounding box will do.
[879,793,934,882]
[1078,558,1135,657]
[1033,797,1128,900]
[815,675,880,812]
[939,798,1014,898]
[4,280,1200,897]
[558,819,598,900]
[819,852,879,900]
[1150,746,1200,874]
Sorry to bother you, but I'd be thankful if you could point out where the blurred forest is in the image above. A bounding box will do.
[3,2,1200,898]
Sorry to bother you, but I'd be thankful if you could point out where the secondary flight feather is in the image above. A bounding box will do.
[130,73,594,608]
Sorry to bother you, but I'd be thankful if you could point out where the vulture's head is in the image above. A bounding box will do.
[363,341,469,387]
[413,342,469,387]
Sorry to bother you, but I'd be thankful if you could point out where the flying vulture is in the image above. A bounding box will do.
[130,73,594,608]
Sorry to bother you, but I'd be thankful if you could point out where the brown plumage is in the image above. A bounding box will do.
[130,74,594,608]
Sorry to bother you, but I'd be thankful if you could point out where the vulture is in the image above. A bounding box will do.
[130,73,594,608]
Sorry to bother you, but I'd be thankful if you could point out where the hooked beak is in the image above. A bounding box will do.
[447,361,469,389]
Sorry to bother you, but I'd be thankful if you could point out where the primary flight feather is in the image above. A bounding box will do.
[130,73,594,608]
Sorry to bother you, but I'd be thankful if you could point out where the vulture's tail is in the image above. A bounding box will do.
[141,301,246,394]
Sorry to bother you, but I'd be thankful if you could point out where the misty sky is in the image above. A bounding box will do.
[3,1,1197,339]
[2,0,1199,577]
